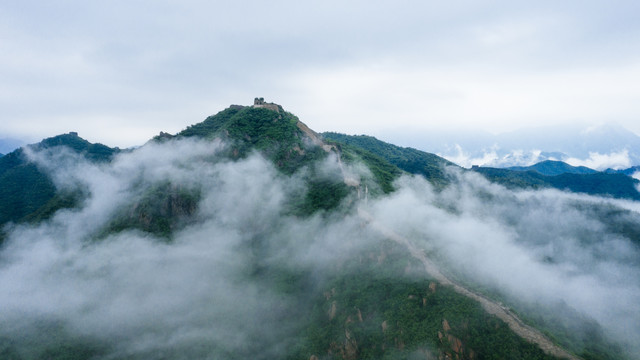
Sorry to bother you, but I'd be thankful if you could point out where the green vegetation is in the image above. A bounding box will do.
[330,140,402,194]
[287,240,560,360]
[508,160,598,176]
[179,106,327,174]
[0,104,635,359]
[437,259,627,360]
[472,167,640,200]
[471,167,549,189]
[0,133,118,233]
[33,133,117,163]
[177,105,245,139]
[100,182,200,239]
[178,106,356,216]
[323,132,457,188]
[571,202,640,247]
[0,321,108,360]
[0,157,57,226]
[605,165,640,176]
[549,172,640,200]
[292,178,351,216]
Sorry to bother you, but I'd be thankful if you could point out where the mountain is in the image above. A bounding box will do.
[321,136,639,201]
[507,160,598,176]
[494,124,640,164]
[0,100,636,360]
[472,166,640,200]
[0,132,118,232]
[322,132,457,188]
[176,103,325,173]
[605,165,640,177]
[384,123,640,169]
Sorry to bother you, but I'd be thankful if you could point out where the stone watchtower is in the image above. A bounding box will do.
[252,97,280,112]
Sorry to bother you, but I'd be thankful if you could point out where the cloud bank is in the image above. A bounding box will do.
[0,138,639,358]
[440,146,634,170]
[370,171,640,351]
[565,150,632,171]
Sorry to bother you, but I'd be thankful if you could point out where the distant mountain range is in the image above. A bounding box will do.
[506,160,598,176]
[472,165,640,200]
[508,159,640,181]
[382,123,640,170]
[605,165,640,177]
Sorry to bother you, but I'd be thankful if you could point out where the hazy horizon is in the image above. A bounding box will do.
[2,1,640,148]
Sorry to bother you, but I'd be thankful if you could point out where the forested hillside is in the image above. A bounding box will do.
[322,132,456,188]
[507,160,598,176]
[473,166,640,200]
[0,102,637,360]
[0,133,118,231]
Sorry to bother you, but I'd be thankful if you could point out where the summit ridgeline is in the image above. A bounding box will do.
[0,98,635,360]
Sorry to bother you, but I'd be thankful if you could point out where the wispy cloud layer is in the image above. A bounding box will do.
[565,150,632,170]
[0,139,639,357]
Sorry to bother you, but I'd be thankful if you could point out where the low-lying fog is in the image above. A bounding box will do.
[1,138,638,358]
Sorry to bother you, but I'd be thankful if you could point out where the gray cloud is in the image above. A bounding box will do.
[2,1,640,146]
[1,138,639,358]
[1,139,296,357]
[369,170,640,352]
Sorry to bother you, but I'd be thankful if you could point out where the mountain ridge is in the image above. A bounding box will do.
[507,160,598,176]
[0,100,635,360]
[0,132,119,229]
[322,132,456,188]
[472,165,640,200]
[384,123,640,169]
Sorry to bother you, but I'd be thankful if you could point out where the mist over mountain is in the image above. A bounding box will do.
[0,101,638,359]
[383,123,640,170]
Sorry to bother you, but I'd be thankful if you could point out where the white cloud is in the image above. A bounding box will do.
[2,139,640,357]
[438,146,547,168]
[437,144,499,168]
[565,149,632,170]
[370,171,640,352]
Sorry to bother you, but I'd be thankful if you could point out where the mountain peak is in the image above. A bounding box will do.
[507,159,598,176]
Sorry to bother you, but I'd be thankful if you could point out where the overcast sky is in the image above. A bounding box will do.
[2,1,640,148]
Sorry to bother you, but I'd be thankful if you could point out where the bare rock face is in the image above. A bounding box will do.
[328,300,337,320]
[429,282,437,293]
[324,288,336,300]
[442,319,451,332]
[344,328,358,360]
[439,318,474,360]
[447,334,463,355]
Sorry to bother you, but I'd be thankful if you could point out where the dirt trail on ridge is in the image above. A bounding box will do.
[358,207,581,360]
